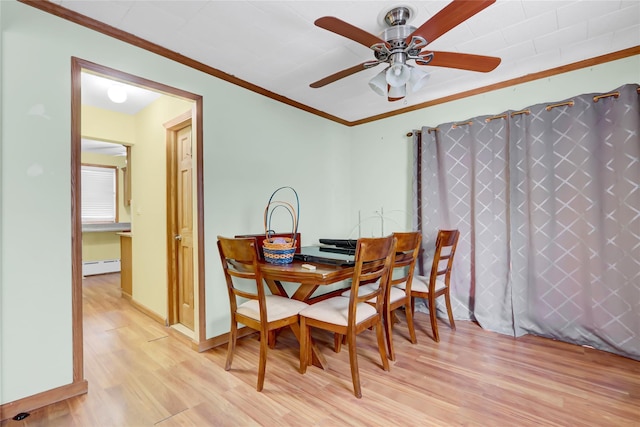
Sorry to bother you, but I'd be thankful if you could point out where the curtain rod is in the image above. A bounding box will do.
[486,114,507,123]
[452,120,473,129]
[546,100,575,111]
[593,91,619,102]
[511,109,530,117]
[407,87,639,135]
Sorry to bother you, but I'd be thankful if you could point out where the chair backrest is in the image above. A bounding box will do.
[347,235,396,320]
[428,229,460,293]
[217,236,266,316]
[389,232,422,293]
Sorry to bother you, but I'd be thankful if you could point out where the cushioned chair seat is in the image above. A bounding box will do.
[237,295,309,322]
[300,297,377,326]
[397,276,446,294]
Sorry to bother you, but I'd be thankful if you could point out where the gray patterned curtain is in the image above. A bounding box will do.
[413,83,640,360]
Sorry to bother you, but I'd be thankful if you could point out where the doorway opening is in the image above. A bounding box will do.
[71,57,205,385]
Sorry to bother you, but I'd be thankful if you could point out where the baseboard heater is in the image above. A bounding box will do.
[83,259,121,276]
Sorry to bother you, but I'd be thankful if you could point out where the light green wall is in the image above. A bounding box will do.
[0,0,4,405]
[3,1,75,403]
[1,0,638,407]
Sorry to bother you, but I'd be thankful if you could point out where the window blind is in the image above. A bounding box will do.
[82,165,116,223]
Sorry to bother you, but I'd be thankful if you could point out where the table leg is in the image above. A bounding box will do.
[289,322,327,370]
[264,278,288,298]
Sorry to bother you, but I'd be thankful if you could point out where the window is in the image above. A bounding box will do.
[81,164,117,223]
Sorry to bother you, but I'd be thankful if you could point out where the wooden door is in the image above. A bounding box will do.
[175,125,194,329]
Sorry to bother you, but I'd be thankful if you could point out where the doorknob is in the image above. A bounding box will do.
[175,235,182,241]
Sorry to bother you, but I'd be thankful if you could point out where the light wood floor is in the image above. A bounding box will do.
[4,273,639,426]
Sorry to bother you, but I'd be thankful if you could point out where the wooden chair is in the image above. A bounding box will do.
[299,235,395,398]
[338,232,422,361]
[397,229,459,342]
[217,236,309,392]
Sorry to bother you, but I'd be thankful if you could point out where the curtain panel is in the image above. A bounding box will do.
[413,83,639,360]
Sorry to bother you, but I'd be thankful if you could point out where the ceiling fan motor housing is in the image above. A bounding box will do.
[382,25,416,45]
[375,25,416,61]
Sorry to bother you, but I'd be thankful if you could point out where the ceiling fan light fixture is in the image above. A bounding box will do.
[409,67,430,92]
[107,84,127,103]
[387,84,406,102]
[386,63,411,87]
[368,70,388,96]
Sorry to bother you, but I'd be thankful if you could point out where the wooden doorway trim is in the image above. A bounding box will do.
[71,57,206,387]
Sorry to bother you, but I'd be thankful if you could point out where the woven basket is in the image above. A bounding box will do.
[262,245,297,265]
[263,187,299,264]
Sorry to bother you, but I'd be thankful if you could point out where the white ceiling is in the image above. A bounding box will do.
[54,0,640,123]
[81,72,161,115]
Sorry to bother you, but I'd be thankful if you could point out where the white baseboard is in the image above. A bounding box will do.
[82,259,121,276]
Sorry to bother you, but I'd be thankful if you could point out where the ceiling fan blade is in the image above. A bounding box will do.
[310,62,374,88]
[408,0,495,45]
[418,51,501,72]
[315,16,387,49]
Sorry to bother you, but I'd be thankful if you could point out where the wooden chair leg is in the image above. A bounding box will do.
[405,297,417,344]
[298,317,308,374]
[257,329,268,392]
[428,296,440,342]
[376,319,390,371]
[384,307,395,361]
[334,333,343,353]
[225,320,237,371]
[444,291,456,330]
[410,297,416,319]
[346,330,362,399]
[268,330,277,349]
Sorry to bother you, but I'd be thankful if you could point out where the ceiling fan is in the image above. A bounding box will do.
[310,0,501,102]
